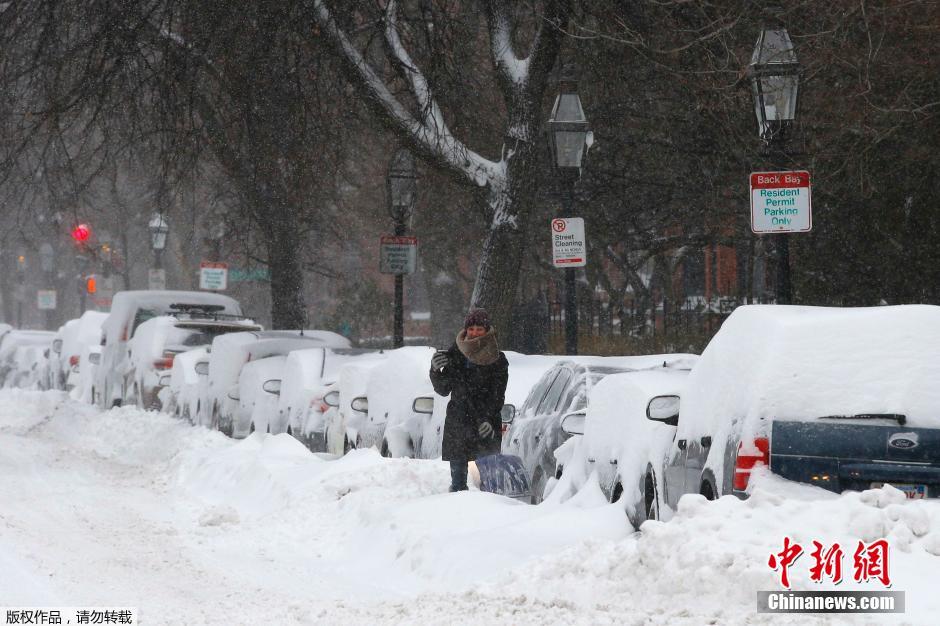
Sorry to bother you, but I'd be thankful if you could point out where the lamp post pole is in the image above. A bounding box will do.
[386,148,417,350]
[546,63,590,356]
[749,25,801,306]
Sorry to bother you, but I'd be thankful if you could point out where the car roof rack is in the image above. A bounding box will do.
[166,303,254,323]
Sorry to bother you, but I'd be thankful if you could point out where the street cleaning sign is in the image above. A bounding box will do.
[199,261,228,290]
[380,235,418,275]
[551,218,586,267]
[750,171,812,234]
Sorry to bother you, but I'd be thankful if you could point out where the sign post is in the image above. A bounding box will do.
[551,218,587,267]
[37,290,57,311]
[379,235,418,275]
[199,261,229,291]
[750,171,812,234]
[148,268,166,291]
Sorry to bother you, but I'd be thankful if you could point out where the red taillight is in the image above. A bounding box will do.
[153,352,176,371]
[733,437,770,491]
[309,397,328,413]
[69,355,80,367]
[501,423,509,434]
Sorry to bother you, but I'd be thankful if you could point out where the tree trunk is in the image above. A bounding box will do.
[263,203,307,330]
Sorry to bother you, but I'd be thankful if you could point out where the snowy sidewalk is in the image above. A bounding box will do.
[1,390,939,625]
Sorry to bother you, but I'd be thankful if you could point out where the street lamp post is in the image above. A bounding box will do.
[39,243,55,330]
[386,148,417,349]
[547,65,590,355]
[748,27,801,305]
[149,213,169,269]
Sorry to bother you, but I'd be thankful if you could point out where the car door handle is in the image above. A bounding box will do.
[587,457,595,463]
[512,438,519,444]
[609,459,618,465]
[700,436,712,448]
[534,435,540,442]
[677,439,687,450]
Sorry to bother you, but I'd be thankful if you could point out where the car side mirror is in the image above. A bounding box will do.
[412,396,434,414]
[52,339,63,354]
[88,353,101,365]
[350,397,368,413]
[323,390,340,408]
[159,374,171,387]
[195,361,209,375]
[647,395,680,426]
[262,379,281,395]
[560,411,586,436]
[501,403,516,424]
[227,385,240,401]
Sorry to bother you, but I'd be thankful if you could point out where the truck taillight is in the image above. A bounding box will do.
[501,422,509,435]
[310,397,328,413]
[733,437,769,491]
[69,355,80,367]
[153,352,176,371]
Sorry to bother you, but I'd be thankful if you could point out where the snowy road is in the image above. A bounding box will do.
[2,390,940,625]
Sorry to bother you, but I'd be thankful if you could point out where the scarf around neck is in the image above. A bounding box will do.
[456,328,500,366]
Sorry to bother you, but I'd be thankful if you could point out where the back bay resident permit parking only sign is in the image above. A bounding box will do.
[551,218,586,268]
[750,171,812,234]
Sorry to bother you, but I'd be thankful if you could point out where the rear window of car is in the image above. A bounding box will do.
[166,325,256,350]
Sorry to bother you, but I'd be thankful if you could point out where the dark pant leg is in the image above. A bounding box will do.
[449,460,468,492]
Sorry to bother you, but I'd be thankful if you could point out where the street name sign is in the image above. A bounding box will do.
[750,170,812,234]
[551,217,586,268]
[380,235,418,275]
[37,290,57,310]
[200,261,229,291]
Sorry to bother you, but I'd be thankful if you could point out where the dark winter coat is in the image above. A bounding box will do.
[429,338,508,462]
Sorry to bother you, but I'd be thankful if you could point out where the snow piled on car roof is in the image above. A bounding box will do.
[679,304,940,436]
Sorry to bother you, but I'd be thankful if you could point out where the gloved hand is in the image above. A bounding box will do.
[431,351,450,371]
[478,421,494,439]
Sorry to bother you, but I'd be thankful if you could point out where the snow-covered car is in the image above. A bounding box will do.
[551,368,692,526]
[74,344,102,404]
[0,330,56,388]
[651,305,940,509]
[362,346,438,458]
[97,290,244,409]
[323,353,390,455]
[204,330,351,436]
[162,346,210,423]
[504,354,698,504]
[413,352,564,460]
[58,311,109,393]
[235,355,288,437]
[275,347,379,450]
[127,312,260,410]
[47,320,76,390]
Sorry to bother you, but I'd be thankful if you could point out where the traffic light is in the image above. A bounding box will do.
[71,224,91,243]
[86,275,97,294]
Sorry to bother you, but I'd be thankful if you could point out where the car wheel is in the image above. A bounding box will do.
[381,440,392,458]
[530,468,546,505]
[249,422,255,434]
[700,479,716,501]
[343,436,352,455]
[111,398,122,408]
[645,472,660,521]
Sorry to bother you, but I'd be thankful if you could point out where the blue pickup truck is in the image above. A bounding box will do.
[644,304,940,509]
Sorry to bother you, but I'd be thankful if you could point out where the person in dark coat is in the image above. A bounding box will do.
[429,308,509,492]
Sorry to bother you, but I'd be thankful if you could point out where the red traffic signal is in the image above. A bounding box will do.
[71,224,91,243]
[86,276,97,294]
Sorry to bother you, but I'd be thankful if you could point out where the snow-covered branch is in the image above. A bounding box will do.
[485,2,530,86]
[311,0,501,188]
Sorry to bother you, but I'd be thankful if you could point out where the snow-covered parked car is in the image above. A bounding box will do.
[0,330,56,388]
[414,352,564,460]
[162,346,210,422]
[551,368,692,526]
[504,354,698,504]
[363,346,437,458]
[97,290,244,409]
[74,344,102,405]
[651,305,940,508]
[204,330,351,436]
[323,352,390,455]
[235,355,288,437]
[127,312,260,410]
[274,348,379,450]
[58,311,109,393]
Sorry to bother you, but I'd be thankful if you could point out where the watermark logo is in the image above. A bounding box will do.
[761,538,901,614]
